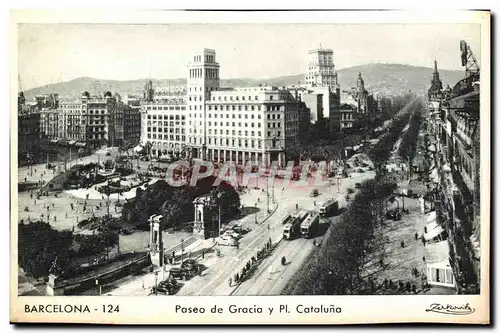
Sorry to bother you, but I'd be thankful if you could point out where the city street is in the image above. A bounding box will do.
[163,169,375,296]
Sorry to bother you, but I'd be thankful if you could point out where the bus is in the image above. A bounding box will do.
[300,212,320,238]
[319,199,339,217]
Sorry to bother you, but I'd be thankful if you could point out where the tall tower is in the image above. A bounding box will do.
[305,46,336,90]
[187,49,220,160]
[428,60,443,99]
[144,80,154,102]
[356,72,367,113]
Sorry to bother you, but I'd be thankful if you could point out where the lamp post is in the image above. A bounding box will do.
[181,238,184,264]
[217,192,222,238]
[266,178,270,214]
[154,271,158,296]
[95,279,102,296]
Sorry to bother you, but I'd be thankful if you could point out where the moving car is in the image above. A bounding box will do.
[309,189,319,197]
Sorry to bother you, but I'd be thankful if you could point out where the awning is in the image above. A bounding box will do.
[426,211,437,223]
[424,225,444,241]
[424,240,450,264]
[133,145,144,153]
[69,140,77,146]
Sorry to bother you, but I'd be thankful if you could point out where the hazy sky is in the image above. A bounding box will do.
[18,23,481,90]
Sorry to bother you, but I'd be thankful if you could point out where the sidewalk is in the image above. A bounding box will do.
[360,192,453,295]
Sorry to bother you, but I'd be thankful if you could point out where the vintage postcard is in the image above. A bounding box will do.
[10,10,490,324]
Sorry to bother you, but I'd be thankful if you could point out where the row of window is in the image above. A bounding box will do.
[206,129,262,137]
[147,115,185,120]
[146,121,184,126]
[147,134,185,141]
[205,104,284,112]
[145,106,186,111]
[146,127,185,134]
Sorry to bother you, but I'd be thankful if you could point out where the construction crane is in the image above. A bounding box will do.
[460,40,480,79]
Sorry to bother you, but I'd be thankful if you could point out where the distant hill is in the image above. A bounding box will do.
[23,63,465,100]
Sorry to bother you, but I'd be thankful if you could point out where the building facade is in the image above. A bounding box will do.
[18,107,40,165]
[39,108,59,140]
[140,97,188,157]
[138,49,302,167]
[303,47,341,133]
[427,56,480,294]
[40,92,140,148]
[305,47,338,90]
[122,104,142,147]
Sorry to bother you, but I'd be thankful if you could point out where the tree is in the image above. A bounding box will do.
[18,221,73,278]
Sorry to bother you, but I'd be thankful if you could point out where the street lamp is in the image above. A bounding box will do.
[95,279,102,296]
[181,238,185,264]
[154,271,158,296]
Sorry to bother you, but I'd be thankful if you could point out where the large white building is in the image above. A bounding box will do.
[140,48,302,166]
[305,47,337,90]
[302,47,341,128]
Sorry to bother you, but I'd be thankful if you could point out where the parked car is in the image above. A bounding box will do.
[218,235,238,247]
[223,230,241,240]
[156,277,180,295]
[169,267,193,281]
[180,259,200,276]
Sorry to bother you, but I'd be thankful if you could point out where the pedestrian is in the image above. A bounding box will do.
[424,226,428,233]
[415,232,418,240]
[24,177,27,182]
[421,237,426,246]
[52,202,55,208]
[228,277,232,287]
[412,284,417,293]
[142,280,145,290]
[422,256,426,263]
[201,249,205,259]
[400,240,405,248]
[296,203,298,210]
[267,224,270,230]
[54,216,57,222]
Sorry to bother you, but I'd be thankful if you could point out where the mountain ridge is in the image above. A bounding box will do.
[22,63,466,100]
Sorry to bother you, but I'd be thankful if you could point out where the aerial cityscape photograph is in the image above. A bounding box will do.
[15,22,482,297]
